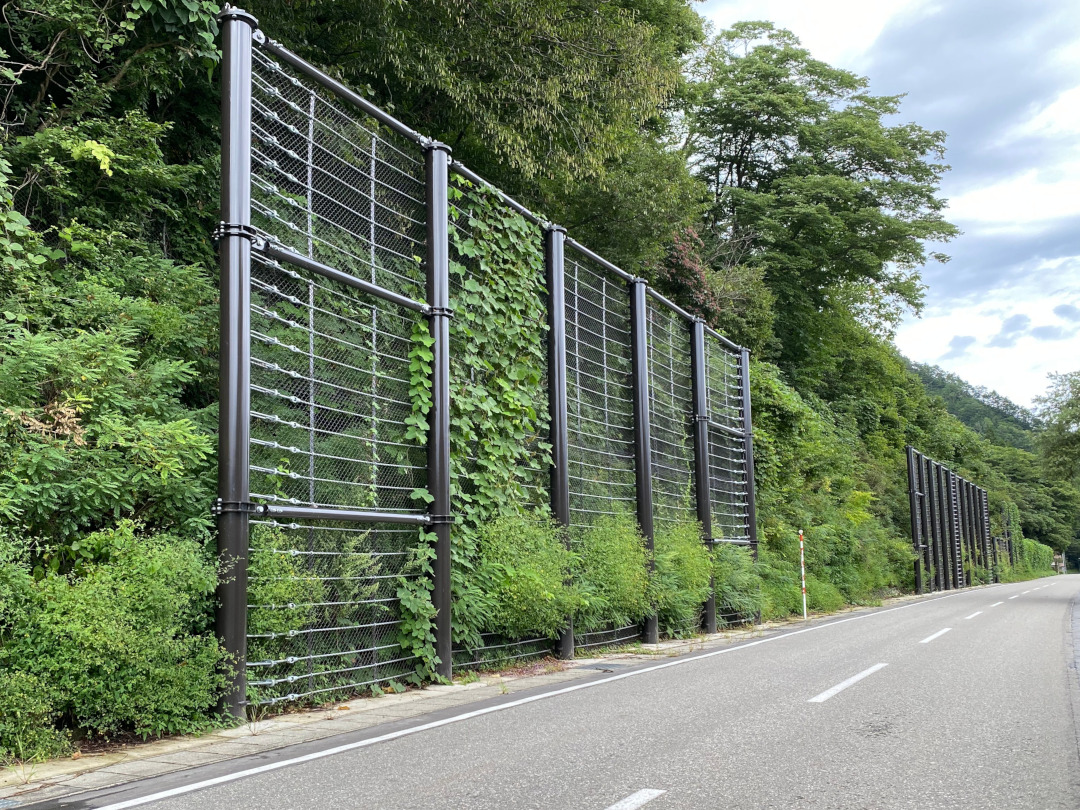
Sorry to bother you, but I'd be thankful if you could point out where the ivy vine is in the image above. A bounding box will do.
[396,177,552,674]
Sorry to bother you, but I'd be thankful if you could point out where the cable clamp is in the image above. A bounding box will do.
[212,222,261,244]
[212,498,268,516]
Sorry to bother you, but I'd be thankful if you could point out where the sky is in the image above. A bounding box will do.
[701,0,1080,408]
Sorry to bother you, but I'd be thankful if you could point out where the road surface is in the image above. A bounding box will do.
[38,575,1080,810]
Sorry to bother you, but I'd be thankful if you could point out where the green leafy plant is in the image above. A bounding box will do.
[650,520,711,637]
[572,513,650,633]
[474,513,578,640]
[0,672,71,763]
[0,522,226,738]
[711,542,763,626]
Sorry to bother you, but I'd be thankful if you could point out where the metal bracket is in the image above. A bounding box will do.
[212,498,268,517]
[421,138,452,154]
[213,221,261,244]
[692,414,709,423]
[427,306,454,319]
[427,514,456,525]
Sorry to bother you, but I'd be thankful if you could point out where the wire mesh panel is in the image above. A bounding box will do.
[245,518,421,704]
[646,300,696,531]
[250,47,425,301]
[703,335,750,543]
[564,247,636,529]
[244,40,429,706]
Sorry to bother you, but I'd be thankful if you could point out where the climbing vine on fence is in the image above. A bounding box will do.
[396,179,551,673]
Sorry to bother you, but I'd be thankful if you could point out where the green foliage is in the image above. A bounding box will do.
[0,672,71,763]
[1036,371,1080,479]
[0,522,225,739]
[250,0,699,183]
[572,514,651,633]
[685,22,956,380]
[805,575,845,613]
[916,363,1038,452]
[650,520,711,637]
[711,542,763,625]
[474,514,578,640]
[444,178,552,649]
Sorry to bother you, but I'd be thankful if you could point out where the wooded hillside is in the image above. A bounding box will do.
[0,0,1070,757]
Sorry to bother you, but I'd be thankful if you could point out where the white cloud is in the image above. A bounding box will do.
[896,259,1080,405]
[945,164,1080,225]
[700,0,918,68]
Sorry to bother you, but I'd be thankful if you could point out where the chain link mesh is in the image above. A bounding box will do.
[250,47,425,301]
[705,336,750,543]
[245,42,428,705]
[564,248,636,529]
[646,299,696,531]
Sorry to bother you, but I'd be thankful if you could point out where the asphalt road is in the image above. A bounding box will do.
[50,575,1080,810]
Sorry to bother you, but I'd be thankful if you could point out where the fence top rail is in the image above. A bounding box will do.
[645,286,696,324]
[704,324,743,353]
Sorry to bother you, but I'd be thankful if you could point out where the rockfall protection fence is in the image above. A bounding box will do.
[905,446,995,594]
[214,9,757,718]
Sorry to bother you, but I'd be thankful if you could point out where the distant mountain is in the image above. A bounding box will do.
[912,363,1040,452]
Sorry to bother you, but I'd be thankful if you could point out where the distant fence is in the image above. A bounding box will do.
[214,9,757,717]
[904,446,995,592]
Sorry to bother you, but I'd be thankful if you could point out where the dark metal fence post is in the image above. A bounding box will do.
[740,348,759,559]
[949,471,964,587]
[926,458,944,591]
[546,225,574,659]
[690,320,715,633]
[983,490,997,582]
[939,465,956,589]
[963,481,972,578]
[917,453,933,592]
[215,6,257,722]
[976,488,985,575]
[905,446,924,594]
[425,141,453,680]
[629,279,658,644]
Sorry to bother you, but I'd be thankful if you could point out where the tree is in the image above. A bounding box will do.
[250,0,702,185]
[1036,371,1080,480]
[682,22,957,384]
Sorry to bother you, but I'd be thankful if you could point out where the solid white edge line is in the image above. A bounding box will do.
[604,789,667,810]
[807,663,888,703]
[964,611,982,620]
[919,628,951,644]
[90,588,979,810]
[990,602,1003,607]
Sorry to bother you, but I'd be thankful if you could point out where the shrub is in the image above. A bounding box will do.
[0,672,70,762]
[2,522,226,738]
[711,542,763,625]
[757,548,802,620]
[475,513,578,639]
[806,575,845,612]
[651,520,711,637]
[572,514,650,633]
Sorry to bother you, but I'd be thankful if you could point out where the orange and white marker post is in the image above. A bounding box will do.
[800,529,808,620]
